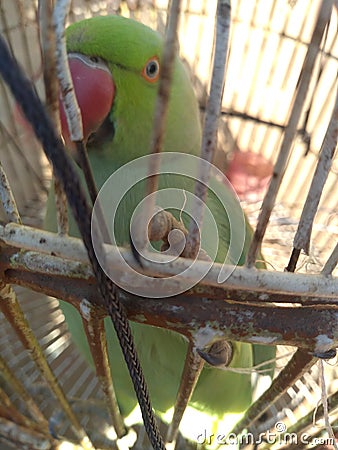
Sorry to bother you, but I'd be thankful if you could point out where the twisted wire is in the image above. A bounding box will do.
[0,35,165,450]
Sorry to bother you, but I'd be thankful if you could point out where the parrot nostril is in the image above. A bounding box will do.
[89,56,100,63]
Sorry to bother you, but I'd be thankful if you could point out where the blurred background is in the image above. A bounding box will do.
[0,1,337,449]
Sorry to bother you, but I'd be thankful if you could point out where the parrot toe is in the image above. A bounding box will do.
[197,340,233,368]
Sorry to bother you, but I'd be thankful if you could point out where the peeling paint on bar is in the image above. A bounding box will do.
[80,299,92,322]
[193,325,224,349]
[315,334,335,353]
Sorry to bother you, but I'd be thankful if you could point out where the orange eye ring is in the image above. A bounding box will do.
[141,56,160,83]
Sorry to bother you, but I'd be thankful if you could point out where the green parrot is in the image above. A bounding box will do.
[45,15,275,444]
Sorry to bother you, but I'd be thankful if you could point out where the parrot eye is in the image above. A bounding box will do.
[142,57,160,83]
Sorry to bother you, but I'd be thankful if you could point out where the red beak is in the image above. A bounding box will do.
[59,53,115,148]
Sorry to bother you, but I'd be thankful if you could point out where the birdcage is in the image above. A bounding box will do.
[0,0,337,449]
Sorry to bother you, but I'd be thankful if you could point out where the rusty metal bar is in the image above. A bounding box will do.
[0,282,95,450]
[80,301,126,438]
[230,350,316,437]
[166,342,204,444]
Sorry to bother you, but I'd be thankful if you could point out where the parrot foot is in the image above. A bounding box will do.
[197,340,233,368]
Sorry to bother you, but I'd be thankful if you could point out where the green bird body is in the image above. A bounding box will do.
[45,15,275,440]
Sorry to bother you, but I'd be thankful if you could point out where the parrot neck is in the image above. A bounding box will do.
[87,149,123,189]
[85,110,144,174]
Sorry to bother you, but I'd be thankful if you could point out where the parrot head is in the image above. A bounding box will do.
[59,15,201,167]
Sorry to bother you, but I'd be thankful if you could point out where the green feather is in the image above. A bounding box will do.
[45,14,275,438]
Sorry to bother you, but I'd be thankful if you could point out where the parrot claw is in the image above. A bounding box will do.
[197,340,233,368]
